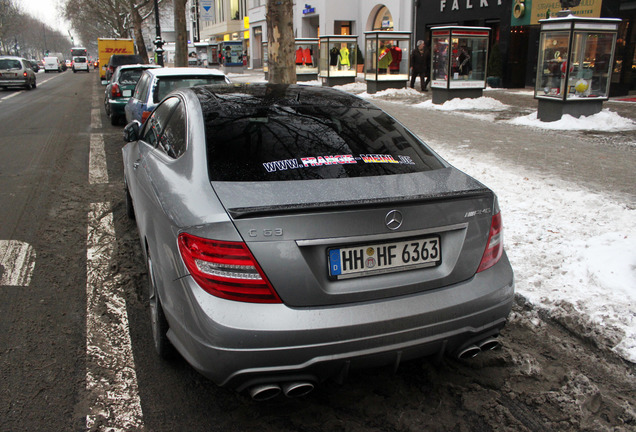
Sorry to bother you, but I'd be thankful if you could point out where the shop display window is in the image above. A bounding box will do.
[535,18,620,101]
[295,39,319,76]
[431,27,489,89]
[220,41,244,66]
[319,36,358,78]
[364,31,411,82]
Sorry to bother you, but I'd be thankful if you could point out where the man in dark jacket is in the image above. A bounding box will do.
[410,40,430,91]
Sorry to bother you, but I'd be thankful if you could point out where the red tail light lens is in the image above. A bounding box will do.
[111,83,122,98]
[477,212,503,273]
[178,233,281,303]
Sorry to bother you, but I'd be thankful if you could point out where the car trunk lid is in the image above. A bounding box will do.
[211,167,495,307]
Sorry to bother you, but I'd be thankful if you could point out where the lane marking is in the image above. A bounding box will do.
[0,240,36,286]
[91,108,102,129]
[89,134,109,184]
[0,91,23,102]
[86,201,144,430]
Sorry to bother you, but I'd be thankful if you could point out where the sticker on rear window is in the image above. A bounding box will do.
[262,154,416,173]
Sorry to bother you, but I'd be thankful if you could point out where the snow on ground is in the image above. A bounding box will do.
[335,83,636,362]
[508,109,636,132]
[429,141,636,363]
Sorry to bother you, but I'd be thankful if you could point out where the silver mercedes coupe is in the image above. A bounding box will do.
[122,83,515,400]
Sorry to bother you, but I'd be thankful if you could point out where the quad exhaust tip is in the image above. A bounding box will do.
[456,337,502,359]
[249,383,282,401]
[249,381,315,400]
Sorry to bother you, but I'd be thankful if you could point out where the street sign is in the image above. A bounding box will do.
[200,0,213,21]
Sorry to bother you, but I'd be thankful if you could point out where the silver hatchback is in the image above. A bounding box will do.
[122,84,515,400]
[0,56,36,90]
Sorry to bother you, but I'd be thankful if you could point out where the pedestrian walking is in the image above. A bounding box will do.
[410,40,430,91]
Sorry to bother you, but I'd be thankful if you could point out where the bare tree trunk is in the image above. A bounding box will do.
[266,0,295,84]
[130,0,149,63]
[173,0,188,67]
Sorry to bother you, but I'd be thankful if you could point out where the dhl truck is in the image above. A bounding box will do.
[97,38,135,79]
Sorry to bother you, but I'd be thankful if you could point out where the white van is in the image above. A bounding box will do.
[43,56,61,73]
[72,56,89,72]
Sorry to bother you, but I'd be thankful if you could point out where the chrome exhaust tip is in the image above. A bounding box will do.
[478,337,502,352]
[457,345,481,359]
[282,381,315,398]
[248,383,282,401]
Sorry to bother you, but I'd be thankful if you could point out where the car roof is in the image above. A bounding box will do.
[184,83,373,115]
[116,64,162,71]
[0,56,25,60]
[144,67,226,78]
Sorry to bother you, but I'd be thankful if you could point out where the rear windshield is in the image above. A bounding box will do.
[119,69,144,85]
[0,59,21,70]
[204,103,445,181]
[74,57,87,63]
[154,76,227,102]
[111,55,141,66]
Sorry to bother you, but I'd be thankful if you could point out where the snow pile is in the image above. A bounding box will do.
[508,109,636,132]
[358,87,423,99]
[414,96,509,111]
[428,140,636,362]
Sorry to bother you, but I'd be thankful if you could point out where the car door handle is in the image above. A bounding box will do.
[133,160,140,169]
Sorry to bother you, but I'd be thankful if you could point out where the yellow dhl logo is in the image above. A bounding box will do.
[104,48,132,53]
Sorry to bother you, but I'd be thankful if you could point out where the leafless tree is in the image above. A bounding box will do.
[266,0,295,84]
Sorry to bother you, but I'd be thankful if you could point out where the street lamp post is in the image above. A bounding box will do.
[153,0,165,66]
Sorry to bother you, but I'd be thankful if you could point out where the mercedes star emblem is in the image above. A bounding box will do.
[385,210,403,230]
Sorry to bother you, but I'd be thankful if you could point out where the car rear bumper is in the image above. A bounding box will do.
[165,252,515,391]
[0,78,27,86]
[108,98,130,115]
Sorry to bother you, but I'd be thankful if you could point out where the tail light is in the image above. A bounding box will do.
[477,212,503,273]
[178,233,281,303]
[111,83,122,98]
[23,71,27,77]
[141,111,152,123]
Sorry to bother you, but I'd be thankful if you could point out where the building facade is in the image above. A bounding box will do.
[248,1,414,70]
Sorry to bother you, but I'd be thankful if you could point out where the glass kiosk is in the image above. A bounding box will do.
[430,26,490,105]
[364,31,411,94]
[295,38,319,81]
[319,35,358,87]
[535,15,620,122]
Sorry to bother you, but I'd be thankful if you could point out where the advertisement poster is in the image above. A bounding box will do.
[511,0,602,26]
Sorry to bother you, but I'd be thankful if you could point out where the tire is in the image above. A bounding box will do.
[147,251,175,359]
[110,112,119,126]
[24,82,32,91]
[32,79,36,89]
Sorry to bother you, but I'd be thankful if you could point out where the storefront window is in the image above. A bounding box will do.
[536,31,570,98]
[431,28,489,89]
[364,33,410,81]
[432,35,449,82]
[319,36,358,79]
[565,32,616,99]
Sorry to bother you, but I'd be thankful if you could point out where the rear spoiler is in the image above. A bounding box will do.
[226,188,492,219]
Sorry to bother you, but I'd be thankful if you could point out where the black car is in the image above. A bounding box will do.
[105,54,143,81]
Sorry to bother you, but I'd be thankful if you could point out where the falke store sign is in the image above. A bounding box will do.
[438,0,503,12]
[420,0,506,22]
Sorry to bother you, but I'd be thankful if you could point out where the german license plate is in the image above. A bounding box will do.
[123,89,132,97]
[328,236,441,280]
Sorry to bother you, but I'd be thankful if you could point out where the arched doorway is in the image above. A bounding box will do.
[372,6,394,31]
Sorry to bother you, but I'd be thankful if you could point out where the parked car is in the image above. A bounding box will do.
[72,56,90,72]
[104,64,161,125]
[43,56,62,73]
[105,54,143,81]
[28,60,40,73]
[124,67,230,124]
[0,56,37,90]
[121,84,515,400]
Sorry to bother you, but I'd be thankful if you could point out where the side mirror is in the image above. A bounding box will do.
[123,120,141,142]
